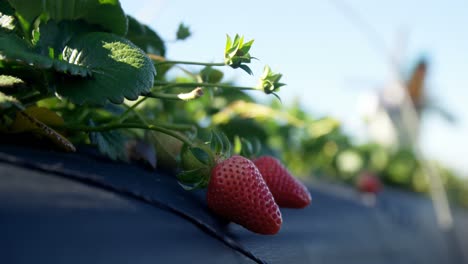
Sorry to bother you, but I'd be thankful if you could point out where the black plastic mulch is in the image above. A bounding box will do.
[0,145,467,264]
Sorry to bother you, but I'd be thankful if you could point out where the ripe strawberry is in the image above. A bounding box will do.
[207,155,282,235]
[356,171,382,194]
[253,156,311,208]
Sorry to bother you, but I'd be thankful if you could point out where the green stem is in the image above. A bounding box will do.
[154,81,257,92]
[60,123,193,147]
[116,97,148,123]
[154,60,225,67]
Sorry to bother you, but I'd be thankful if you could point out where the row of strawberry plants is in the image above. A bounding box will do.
[228,99,468,208]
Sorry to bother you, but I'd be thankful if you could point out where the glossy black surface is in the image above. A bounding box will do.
[0,145,466,264]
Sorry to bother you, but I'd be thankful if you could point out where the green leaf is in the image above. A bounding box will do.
[34,20,96,57]
[0,33,92,77]
[189,147,211,166]
[210,130,223,155]
[176,22,191,41]
[239,137,253,158]
[6,0,40,25]
[0,75,26,93]
[218,118,268,144]
[200,66,223,83]
[90,125,128,161]
[57,32,156,104]
[219,131,232,157]
[257,65,285,94]
[238,137,262,159]
[224,34,255,74]
[0,1,16,32]
[239,64,253,75]
[0,33,50,66]
[250,137,262,157]
[177,167,209,190]
[177,167,205,183]
[0,91,22,110]
[126,15,165,56]
[7,0,128,35]
[180,143,214,170]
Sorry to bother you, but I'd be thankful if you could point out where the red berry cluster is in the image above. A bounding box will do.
[207,155,311,235]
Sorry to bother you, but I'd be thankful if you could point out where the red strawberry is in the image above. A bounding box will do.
[356,171,382,194]
[253,156,311,208]
[207,155,282,235]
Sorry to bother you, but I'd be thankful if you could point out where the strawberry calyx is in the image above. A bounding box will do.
[236,136,261,159]
[177,130,232,190]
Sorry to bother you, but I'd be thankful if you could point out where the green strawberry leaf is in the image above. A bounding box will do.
[180,143,214,170]
[34,20,96,57]
[239,64,253,75]
[90,124,128,161]
[250,137,262,157]
[224,34,254,75]
[237,137,262,159]
[126,15,165,56]
[0,1,16,32]
[210,130,224,155]
[176,22,191,41]
[177,167,208,190]
[5,0,40,27]
[218,118,268,144]
[0,75,26,93]
[239,137,253,158]
[257,65,285,94]
[56,32,156,104]
[7,0,128,35]
[0,33,92,77]
[189,147,211,166]
[0,91,22,110]
[219,131,232,157]
[200,66,224,83]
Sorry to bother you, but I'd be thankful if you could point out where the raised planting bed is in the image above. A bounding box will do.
[1,145,467,264]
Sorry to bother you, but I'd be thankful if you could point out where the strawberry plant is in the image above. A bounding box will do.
[0,0,310,235]
[0,0,282,157]
[1,0,466,237]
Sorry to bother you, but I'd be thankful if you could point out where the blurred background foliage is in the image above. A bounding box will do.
[137,62,468,208]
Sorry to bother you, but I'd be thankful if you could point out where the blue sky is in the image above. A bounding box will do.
[120,0,468,176]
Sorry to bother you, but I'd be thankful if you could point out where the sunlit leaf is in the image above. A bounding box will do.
[0,75,26,93]
[56,32,156,104]
[0,91,22,110]
[0,1,15,32]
